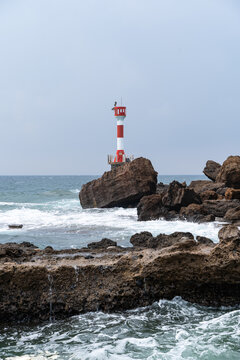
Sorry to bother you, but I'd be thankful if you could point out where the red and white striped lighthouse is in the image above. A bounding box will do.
[108,102,133,169]
[114,106,126,163]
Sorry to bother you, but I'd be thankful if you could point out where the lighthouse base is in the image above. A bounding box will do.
[110,162,127,171]
[108,155,134,170]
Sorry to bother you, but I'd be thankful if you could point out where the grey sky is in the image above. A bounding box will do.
[0,0,240,175]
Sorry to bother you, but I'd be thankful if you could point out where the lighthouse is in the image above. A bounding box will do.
[108,102,133,169]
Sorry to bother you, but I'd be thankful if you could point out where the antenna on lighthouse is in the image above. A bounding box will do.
[108,101,134,170]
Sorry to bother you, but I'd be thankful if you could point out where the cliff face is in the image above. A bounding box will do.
[0,226,240,324]
[79,157,157,208]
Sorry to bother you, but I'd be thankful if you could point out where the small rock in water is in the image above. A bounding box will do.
[8,224,23,229]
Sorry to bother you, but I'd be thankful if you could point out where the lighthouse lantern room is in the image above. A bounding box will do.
[108,102,134,170]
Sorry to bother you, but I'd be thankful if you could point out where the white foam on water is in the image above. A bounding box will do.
[2,298,240,360]
[6,354,59,360]
[0,200,222,243]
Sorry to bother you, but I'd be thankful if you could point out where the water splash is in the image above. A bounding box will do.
[47,273,54,322]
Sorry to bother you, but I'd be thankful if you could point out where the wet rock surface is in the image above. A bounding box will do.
[1,227,240,324]
[79,157,157,208]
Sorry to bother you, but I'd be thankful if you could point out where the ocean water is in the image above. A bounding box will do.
[0,175,239,359]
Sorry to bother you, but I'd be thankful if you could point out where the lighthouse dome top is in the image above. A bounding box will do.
[114,106,126,117]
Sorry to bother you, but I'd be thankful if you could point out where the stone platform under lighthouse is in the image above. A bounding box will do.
[108,104,134,170]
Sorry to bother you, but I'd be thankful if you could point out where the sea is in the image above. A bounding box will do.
[0,175,239,360]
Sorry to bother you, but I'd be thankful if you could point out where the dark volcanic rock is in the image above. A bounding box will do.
[79,157,157,209]
[130,231,194,249]
[162,181,201,211]
[137,194,168,221]
[156,182,169,195]
[88,238,117,249]
[203,160,221,181]
[216,156,240,188]
[149,232,194,249]
[196,236,214,246]
[180,204,215,223]
[130,231,153,247]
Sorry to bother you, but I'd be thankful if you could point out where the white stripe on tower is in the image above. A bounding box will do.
[117,118,124,151]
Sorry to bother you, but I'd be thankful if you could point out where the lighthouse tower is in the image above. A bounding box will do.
[108,102,133,169]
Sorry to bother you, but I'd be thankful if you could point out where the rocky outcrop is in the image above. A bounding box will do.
[137,181,201,221]
[137,194,175,221]
[138,155,240,223]
[130,231,194,249]
[216,156,240,188]
[161,181,201,211]
[180,204,215,223]
[1,227,240,324]
[203,160,221,181]
[79,157,157,208]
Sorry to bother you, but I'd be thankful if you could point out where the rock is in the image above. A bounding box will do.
[130,231,153,247]
[156,182,169,195]
[200,190,218,202]
[1,231,240,324]
[8,224,23,229]
[137,194,168,221]
[196,236,214,246]
[203,160,221,181]
[148,232,194,249]
[224,206,240,221]
[0,242,37,259]
[216,156,240,188]
[225,188,240,200]
[180,203,215,223]
[88,238,117,249]
[218,225,240,243]
[202,199,240,218]
[44,246,54,253]
[79,157,157,208]
[162,181,201,211]
[189,180,225,195]
[130,231,194,249]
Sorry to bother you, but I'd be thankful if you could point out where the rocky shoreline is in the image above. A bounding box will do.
[79,155,240,224]
[0,225,240,324]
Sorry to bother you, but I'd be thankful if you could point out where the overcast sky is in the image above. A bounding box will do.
[0,0,240,175]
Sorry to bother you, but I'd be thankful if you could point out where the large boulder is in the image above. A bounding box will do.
[216,156,240,188]
[162,181,201,211]
[79,157,157,208]
[203,160,221,181]
[137,194,173,221]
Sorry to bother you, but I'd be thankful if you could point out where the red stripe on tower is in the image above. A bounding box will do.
[117,125,124,138]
